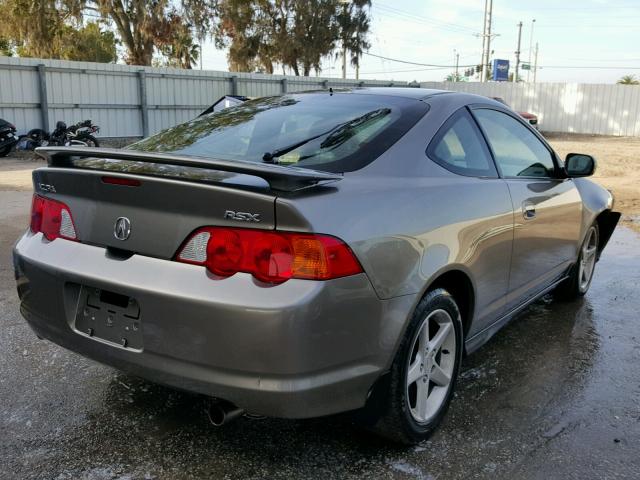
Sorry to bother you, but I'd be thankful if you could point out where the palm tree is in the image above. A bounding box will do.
[617,75,639,85]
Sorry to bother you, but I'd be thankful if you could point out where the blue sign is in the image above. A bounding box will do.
[492,59,509,82]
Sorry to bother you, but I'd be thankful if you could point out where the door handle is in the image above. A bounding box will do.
[522,203,536,220]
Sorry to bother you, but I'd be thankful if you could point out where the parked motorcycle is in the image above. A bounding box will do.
[0,118,18,157]
[20,119,100,150]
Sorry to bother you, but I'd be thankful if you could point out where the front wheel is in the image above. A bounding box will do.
[365,288,463,444]
[555,223,599,300]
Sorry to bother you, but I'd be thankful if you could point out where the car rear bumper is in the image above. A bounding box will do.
[13,232,414,418]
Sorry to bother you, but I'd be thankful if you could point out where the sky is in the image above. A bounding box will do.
[198,0,640,84]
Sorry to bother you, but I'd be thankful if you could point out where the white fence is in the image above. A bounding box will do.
[2,56,638,138]
[421,81,640,137]
[0,57,406,138]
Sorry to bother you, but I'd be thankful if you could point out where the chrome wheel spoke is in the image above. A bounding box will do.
[429,322,452,352]
[430,362,450,387]
[407,354,424,385]
[416,379,429,419]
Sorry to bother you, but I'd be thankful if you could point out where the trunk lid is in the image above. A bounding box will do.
[33,167,277,259]
[33,147,341,259]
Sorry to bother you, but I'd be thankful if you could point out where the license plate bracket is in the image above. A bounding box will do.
[75,286,143,350]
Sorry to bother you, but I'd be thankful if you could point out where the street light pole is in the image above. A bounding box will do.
[527,19,536,82]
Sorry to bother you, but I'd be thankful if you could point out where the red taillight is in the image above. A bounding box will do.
[176,227,362,284]
[30,194,78,241]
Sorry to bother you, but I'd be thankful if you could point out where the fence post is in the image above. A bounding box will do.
[138,70,149,137]
[281,78,288,93]
[231,75,238,96]
[37,64,49,132]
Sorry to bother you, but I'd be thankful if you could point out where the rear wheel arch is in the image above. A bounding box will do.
[425,269,475,341]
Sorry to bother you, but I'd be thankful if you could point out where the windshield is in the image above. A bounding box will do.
[129,92,429,173]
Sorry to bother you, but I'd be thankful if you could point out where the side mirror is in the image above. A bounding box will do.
[565,153,596,177]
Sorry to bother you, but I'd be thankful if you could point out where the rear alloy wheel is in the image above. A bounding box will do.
[366,288,463,444]
[406,308,457,423]
[555,223,599,300]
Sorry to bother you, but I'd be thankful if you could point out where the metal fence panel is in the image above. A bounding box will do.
[3,56,639,137]
[421,81,640,136]
[0,57,408,137]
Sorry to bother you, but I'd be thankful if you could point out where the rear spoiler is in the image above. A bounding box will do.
[35,146,342,191]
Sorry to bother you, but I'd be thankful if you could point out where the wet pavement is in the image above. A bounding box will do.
[1,162,639,479]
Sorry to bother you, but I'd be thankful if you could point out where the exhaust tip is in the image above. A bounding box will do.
[207,400,244,427]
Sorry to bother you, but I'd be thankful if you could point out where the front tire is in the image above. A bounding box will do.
[366,288,463,444]
[555,223,599,300]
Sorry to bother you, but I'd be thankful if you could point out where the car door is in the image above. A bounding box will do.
[426,107,512,332]
[472,107,582,310]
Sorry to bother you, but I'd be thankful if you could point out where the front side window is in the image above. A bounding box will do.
[473,108,556,178]
[129,93,429,173]
[427,109,497,178]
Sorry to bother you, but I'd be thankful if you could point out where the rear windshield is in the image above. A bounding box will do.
[129,92,429,173]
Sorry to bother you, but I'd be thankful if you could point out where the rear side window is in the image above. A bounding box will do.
[473,108,556,178]
[427,109,497,178]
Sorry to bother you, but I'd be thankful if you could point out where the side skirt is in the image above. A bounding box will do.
[464,274,570,355]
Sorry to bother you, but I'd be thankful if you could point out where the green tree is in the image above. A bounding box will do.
[215,0,370,76]
[617,75,639,85]
[161,14,200,69]
[58,22,118,62]
[0,0,83,59]
[335,0,370,75]
[0,0,212,66]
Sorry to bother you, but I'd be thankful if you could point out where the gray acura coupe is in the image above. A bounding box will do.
[13,88,620,444]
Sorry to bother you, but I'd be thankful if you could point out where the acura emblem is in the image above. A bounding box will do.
[114,217,131,241]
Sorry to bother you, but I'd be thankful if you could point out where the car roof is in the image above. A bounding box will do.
[349,87,451,100]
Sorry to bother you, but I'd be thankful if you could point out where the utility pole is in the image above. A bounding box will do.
[527,19,536,82]
[455,51,460,81]
[480,0,493,82]
[514,21,523,83]
[480,0,488,82]
[533,42,539,83]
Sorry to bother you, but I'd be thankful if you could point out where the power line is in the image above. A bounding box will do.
[372,4,478,35]
[363,52,476,68]
[363,51,640,71]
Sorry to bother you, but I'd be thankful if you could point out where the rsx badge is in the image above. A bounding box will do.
[224,210,261,222]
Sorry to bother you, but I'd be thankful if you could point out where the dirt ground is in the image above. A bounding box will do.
[547,134,640,232]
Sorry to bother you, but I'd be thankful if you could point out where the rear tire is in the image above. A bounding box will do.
[0,145,11,157]
[555,223,599,300]
[70,134,99,147]
[364,288,463,444]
